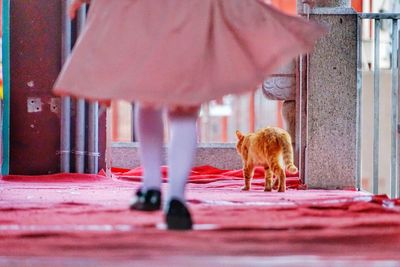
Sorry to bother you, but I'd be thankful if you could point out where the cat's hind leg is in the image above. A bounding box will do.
[242,164,254,191]
[271,162,286,192]
[264,166,273,192]
[272,177,279,190]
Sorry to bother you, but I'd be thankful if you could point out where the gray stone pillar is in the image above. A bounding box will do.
[298,0,351,13]
[315,0,350,7]
[302,0,359,189]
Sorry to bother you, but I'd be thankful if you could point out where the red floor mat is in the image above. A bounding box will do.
[0,166,400,266]
[112,165,305,189]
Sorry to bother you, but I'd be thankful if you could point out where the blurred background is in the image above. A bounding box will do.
[107,0,400,195]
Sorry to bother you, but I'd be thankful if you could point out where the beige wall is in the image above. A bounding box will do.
[361,70,395,195]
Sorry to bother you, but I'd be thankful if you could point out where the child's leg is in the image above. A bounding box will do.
[135,103,164,192]
[165,107,198,230]
[166,107,199,204]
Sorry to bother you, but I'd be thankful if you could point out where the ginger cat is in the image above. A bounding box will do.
[235,127,298,192]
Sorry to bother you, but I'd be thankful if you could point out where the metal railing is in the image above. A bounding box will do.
[358,13,400,198]
[60,2,99,174]
[60,0,72,173]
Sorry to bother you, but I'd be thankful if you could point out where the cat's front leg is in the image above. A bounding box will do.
[241,165,254,191]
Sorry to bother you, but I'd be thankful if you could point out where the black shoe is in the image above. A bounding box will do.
[130,188,161,211]
[165,199,193,230]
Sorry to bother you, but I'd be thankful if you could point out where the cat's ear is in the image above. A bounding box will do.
[236,130,244,140]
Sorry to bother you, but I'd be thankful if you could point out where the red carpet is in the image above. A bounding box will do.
[0,166,400,266]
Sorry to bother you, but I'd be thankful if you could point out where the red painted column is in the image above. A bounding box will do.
[9,1,106,174]
[111,101,119,141]
[351,0,363,12]
[221,116,228,142]
[9,1,62,174]
[271,0,297,14]
[249,92,255,133]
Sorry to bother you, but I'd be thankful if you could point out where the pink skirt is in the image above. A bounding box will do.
[54,0,326,107]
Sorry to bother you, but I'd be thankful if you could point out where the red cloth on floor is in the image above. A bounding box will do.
[0,166,399,264]
[112,165,305,189]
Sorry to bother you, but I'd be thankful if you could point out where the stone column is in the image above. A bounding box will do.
[297,0,350,12]
[298,0,359,189]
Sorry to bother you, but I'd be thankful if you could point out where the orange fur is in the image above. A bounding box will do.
[235,127,298,192]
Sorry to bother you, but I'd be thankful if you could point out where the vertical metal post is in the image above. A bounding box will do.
[398,18,400,199]
[131,103,136,142]
[391,19,399,198]
[296,54,308,184]
[296,2,310,184]
[60,0,72,173]
[106,107,112,178]
[372,19,381,194]
[88,102,99,174]
[297,1,314,185]
[295,57,302,171]
[75,5,87,173]
[303,54,309,183]
[356,17,363,191]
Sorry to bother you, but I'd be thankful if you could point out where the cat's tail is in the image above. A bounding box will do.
[279,134,298,174]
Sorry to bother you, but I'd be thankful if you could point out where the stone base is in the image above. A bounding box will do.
[111,143,242,170]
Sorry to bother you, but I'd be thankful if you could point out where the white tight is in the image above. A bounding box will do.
[134,104,198,205]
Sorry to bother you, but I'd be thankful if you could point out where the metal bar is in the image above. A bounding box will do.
[77,4,87,30]
[372,19,381,194]
[298,4,310,185]
[295,56,302,180]
[391,20,399,198]
[75,5,87,173]
[106,107,113,177]
[302,53,309,184]
[297,53,308,184]
[398,19,400,199]
[60,0,72,173]
[75,98,85,173]
[359,13,400,20]
[61,0,72,72]
[356,16,363,191]
[131,103,136,142]
[88,102,99,174]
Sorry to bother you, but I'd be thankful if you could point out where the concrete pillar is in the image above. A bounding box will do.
[315,0,350,7]
[297,0,351,13]
[299,0,359,189]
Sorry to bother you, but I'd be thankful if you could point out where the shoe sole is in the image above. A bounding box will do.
[166,216,193,230]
